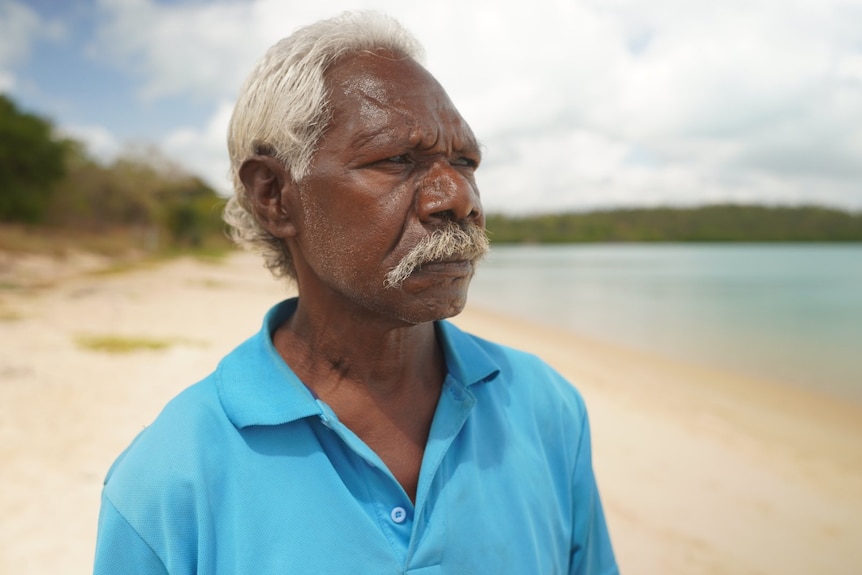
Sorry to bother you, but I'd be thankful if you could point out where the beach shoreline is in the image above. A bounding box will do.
[1,251,860,574]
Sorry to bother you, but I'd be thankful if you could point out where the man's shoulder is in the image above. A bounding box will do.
[101,301,307,491]
[442,321,591,478]
[107,327,266,467]
[103,373,227,484]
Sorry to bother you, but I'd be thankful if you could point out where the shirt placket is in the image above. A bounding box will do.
[314,399,416,564]
[403,375,475,573]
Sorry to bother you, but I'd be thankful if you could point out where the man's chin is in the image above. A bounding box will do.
[391,295,469,325]
[384,278,473,325]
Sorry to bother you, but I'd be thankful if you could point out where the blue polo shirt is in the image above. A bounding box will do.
[94,299,617,574]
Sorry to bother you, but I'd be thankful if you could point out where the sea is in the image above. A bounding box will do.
[466,244,862,403]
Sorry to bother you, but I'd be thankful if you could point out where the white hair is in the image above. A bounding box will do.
[224,11,424,280]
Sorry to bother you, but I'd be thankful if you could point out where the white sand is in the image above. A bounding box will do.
[1,251,860,574]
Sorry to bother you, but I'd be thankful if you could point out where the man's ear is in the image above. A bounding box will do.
[238,156,298,238]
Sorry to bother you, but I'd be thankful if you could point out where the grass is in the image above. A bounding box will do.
[75,334,208,353]
[75,334,177,353]
[188,278,228,289]
[0,308,24,321]
[87,259,160,277]
[161,244,233,263]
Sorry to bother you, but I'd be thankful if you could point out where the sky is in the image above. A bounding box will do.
[2,0,862,215]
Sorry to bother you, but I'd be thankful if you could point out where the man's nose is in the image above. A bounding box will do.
[416,160,482,224]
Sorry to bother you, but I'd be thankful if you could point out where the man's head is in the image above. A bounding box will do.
[225,12,488,323]
[225,12,424,279]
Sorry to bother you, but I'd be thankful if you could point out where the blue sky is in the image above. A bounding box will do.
[3,0,862,214]
[16,1,209,142]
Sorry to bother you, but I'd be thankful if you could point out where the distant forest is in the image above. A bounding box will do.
[485,205,862,243]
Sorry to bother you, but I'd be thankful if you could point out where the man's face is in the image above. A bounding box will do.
[288,51,485,325]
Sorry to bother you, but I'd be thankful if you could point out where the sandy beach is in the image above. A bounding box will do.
[1,251,860,574]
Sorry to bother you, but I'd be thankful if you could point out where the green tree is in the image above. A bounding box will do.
[0,95,67,222]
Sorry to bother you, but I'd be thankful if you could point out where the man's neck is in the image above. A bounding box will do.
[274,296,445,400]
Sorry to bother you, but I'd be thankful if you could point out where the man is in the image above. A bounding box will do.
[94,11,617,574]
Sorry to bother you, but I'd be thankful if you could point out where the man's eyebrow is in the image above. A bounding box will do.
[348,121,482,157]
[349,128,394,150]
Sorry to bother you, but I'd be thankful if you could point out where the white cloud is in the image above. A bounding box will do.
[0,1,66,98]
[475,0,862,212]
[0,0,42,91]
[0,71,14,92]
[91,0,345,102]
[59,124,122,164]
[161,101,234,194]
[86,0,862,212]
[0,1,38,63]
[837,53,862,82]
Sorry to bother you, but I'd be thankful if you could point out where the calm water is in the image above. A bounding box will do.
[466,244,862,402]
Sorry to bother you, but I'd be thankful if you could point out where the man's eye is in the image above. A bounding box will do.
[385,154,411,164]
[452,157,478,168]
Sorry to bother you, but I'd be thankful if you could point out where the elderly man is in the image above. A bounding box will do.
[94,12,617,575]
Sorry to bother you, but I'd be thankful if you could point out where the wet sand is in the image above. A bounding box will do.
[1,251,860,574]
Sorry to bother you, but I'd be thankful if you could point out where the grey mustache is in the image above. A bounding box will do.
[384,222,490,288]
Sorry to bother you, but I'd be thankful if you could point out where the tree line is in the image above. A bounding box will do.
[486,205,862,243]
[0,94,227,251]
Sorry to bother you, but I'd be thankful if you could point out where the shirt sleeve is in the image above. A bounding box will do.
[569,410,619,575]
[93,493,170,575]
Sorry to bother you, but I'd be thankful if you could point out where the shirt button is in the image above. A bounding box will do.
[390,506,407,524]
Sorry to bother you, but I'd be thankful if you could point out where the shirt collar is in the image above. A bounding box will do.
[217,298,500,430]
[435,320,500,388]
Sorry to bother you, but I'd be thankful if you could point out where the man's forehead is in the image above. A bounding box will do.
[324,52,476,146]
[339,65,391,105]
[327,52,437,111]
[341,72,403,128]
